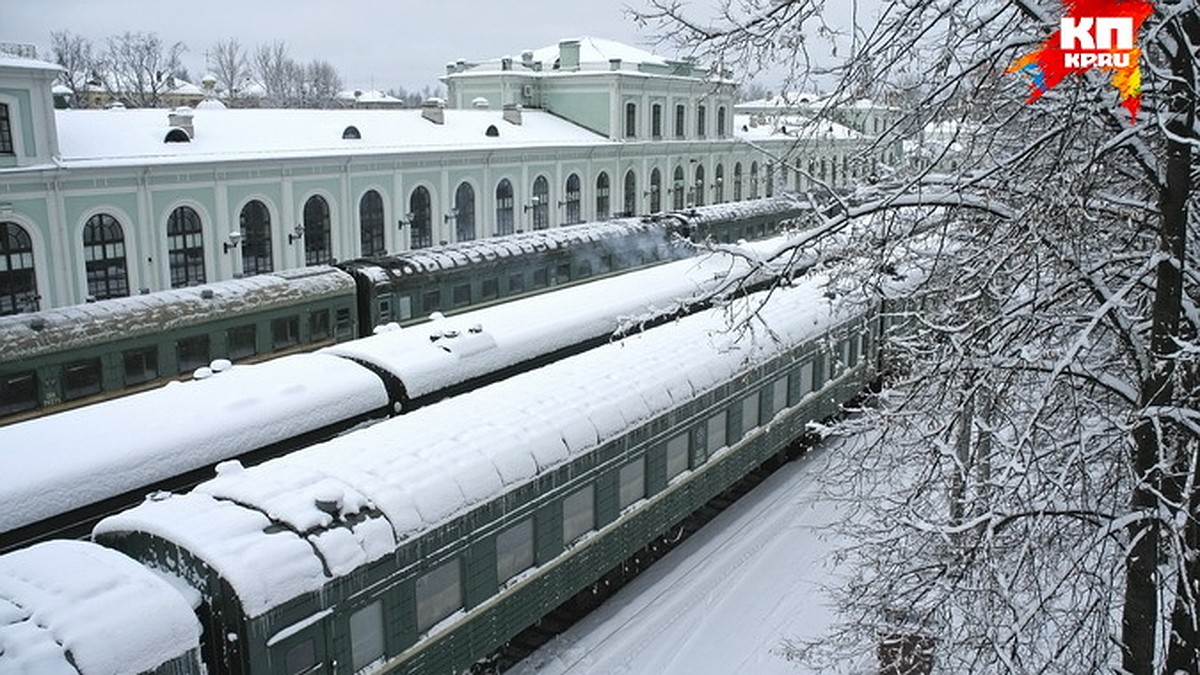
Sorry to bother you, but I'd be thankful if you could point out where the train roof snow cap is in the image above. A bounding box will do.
[0,540,201,674]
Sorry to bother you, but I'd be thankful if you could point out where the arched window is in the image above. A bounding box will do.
[409,186,433,249]
[750,162,760,199]
[717,106,727,138]
[595,172,611,220]
[564,174,581,224]
[496,179,515,235]
[455,182,476,241]
[693,165,706,207]
[303,195,332,265]
[0,222,37,315]
[240,200,273,275]
[733,163,743,201]
[766,163,775,197]
[696,105,706,138]
[623,170,636,217]
[167,206,205,288]
[651,104,663,139]
[714,164,725,203]
[359,190,385,257]
[624,102,637,138]
[649,168,662,213]
[674,104,685,139]
[83,213,129,300]
[531,176,550,230]
[672,165,685,210]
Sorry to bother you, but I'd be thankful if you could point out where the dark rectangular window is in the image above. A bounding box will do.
[481,278,499,300]
[271,316,300,351]
[0,371,38,415]
[577,260,593,278]
[507,273,525,295]
[177,335,211,372]
[227,325,257,360]
[122,346,159,385]
[532,268,549,288]
[423,290,441,314]
[452,283,471,307]
[309,310,331,342]
[554,263,571,284]
[0,104,12,155]
[335,308,353,340]
[62,359,102,400]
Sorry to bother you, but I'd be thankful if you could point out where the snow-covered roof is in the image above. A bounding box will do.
[327,230,796,399]
[530,36,669,69]
[0,353,389,534]
[0,540,200,675]
[0,54,62,74]
[0,266,354,361]
[96,271,856,617]
[337,89,404,104]
[50,105,610,169]
[734,113,861,142]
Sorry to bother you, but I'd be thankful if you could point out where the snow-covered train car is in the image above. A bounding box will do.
[0,540,203,675]
[0,266,359,424]
[0,352,391,553]
[94,271,880,675]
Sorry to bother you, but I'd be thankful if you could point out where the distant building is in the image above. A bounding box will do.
[0,37,886,314]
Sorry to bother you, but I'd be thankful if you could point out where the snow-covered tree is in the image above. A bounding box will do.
[208,38,251,105]
[99,31,186,108]
[632,0,1198,672]
[49,30,97,105]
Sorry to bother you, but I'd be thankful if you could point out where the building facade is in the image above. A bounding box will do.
[0,37,887,314]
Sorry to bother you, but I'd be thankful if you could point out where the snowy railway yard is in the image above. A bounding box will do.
[0,242,881,674]
[0,232,803,553]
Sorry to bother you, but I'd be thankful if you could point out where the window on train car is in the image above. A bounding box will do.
[481,278,499,301]
[62,359,102,400]
[507,273,525,295]
[335,308,353,340]
[532,269,549,289]
[771,378,788,416]
[0,371,38,415]
[666,433,689,481]
[741,393,761,436]
[422,290,441,314]
[122,346,159,385]
[349,601,385,671]
[309,310,331,342]
[496,518,535,585]
[271,316,301,351]
[705,411,727,459]
[415,559,463,633]
[283,639,316,675]
[452,283,471,307]
[176,335,210,373]
[619,459,646,511]
[554,263,571,284]
[227,325,257,360]
[562,484,596,545]
[800,361,815,396]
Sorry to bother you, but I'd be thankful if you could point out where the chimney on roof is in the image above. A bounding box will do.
[559,39,580,71]
[503,103,523,125]
[609,58,622,71]
[501,56,512,71]
[168,106,194,139]
[422,97,445,125]
[521,50,534,66]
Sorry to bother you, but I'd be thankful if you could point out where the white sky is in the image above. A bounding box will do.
[0,0,874,93]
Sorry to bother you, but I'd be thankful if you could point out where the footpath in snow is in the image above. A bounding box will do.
[512,433,872,675]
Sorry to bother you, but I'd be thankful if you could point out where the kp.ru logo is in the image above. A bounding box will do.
[1007,0,1154,122]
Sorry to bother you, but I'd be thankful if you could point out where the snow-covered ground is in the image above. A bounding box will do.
[512,433,873,675]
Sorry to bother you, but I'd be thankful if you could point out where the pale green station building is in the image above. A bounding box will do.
[0,37,892,314]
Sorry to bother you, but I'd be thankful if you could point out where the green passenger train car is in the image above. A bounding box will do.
[93,270,878,675]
